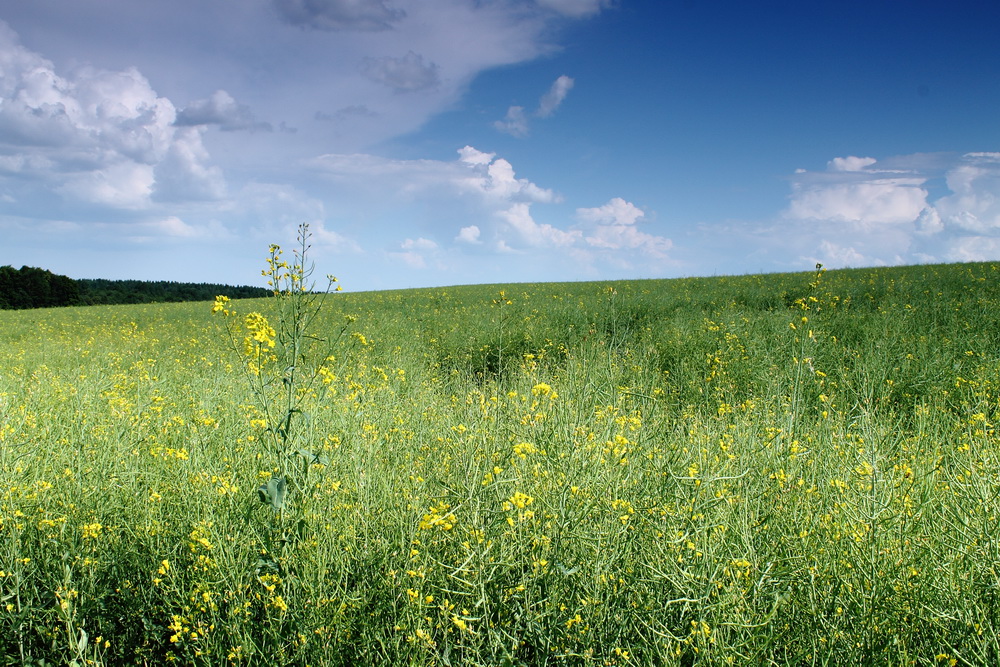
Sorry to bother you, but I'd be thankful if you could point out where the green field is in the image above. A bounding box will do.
[2,258,999,665]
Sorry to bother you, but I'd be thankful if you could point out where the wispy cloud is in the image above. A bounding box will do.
[495,75,575,136]
[493,106,529,138]
[360,51,440,92]
[537,75,575,117]
[272,0,405,31]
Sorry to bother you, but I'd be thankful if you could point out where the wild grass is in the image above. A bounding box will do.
[2,259,1000,665]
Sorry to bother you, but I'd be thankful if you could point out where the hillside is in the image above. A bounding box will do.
[0,264,270,309]
[2,260,999,664]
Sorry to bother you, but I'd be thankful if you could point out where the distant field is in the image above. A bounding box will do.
[2,262,999,665]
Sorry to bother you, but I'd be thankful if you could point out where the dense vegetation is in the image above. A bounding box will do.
[1,258,999,665]
[0,264,270,309]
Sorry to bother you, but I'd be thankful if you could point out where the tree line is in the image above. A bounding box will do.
[0,265,271,310]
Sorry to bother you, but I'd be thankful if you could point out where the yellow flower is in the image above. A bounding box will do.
[80,522,103,539]
[531,383,552,396]
[211,295,232,315]
[505,491,534,510]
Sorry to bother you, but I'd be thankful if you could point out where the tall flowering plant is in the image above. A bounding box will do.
[212,224,353,567]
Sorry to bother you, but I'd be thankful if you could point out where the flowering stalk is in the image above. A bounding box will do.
[212,223,353,547]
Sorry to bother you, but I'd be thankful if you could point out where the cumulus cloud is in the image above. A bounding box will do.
[786,157,928,225]
[576,198,673,258]
[577,197,645,226]
[458,146,559,203]
[748,152,1000,272]
[153,127,227,201]
[308,145,557,207]
[176,90,272,132]
[499,202,581,249]
[495,74,575,136]
[933,153,1000,233]
[360,51,440,92]
[58,162,155,209]
[306,145,674,275]
[273,0,405,31]
[944,236,1000,262]
[456,225,481,244]
[0,21,224,210]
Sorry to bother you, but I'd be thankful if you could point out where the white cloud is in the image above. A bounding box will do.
[312,145,557,205]
[134,216,202,240]
[456,225,481,244]
[577,197,645,226]
[494,105,529,137]
[0,21,223,211]
[537,75,574,117]
[933,153,1000,232]
[58,161,155,209]
[402,237,437,250]
[494,74,575,136]
[391,251,427,269]
[390,237,439,269]
[308,148,672,274]
[313,221,363,253]
[576,197,672,258]
[915,206,943,235]
[360,51,440,92]
[456,146,494,167]
[479,156,558,202]
[499,202,581,248]
[738,152,1000,274]
[827,156,877,172]
[944,236,1000,262]
[786,179,928,225]
[153,127,227,201]
[785,157,929,225]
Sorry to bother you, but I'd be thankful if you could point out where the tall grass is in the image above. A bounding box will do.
[1,261,1000,665]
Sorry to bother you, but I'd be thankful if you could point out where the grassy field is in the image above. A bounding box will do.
[2,257,1000,665]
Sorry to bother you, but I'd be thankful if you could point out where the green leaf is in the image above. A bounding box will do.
[296,448,329,465]
[257,476,287,511]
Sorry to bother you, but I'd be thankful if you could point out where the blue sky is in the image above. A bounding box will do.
[2,1,999,291]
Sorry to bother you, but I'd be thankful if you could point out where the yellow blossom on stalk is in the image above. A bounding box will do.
[244,312,276,348]
[505,491,534,510]
[211,295,233,316]
[80,522,103,539]
[532,382,555,398]
[513,442,538,459]
[418,501,457,531]
[242,312,277,374]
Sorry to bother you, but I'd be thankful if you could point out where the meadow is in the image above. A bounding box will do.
[1,254,999,665]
